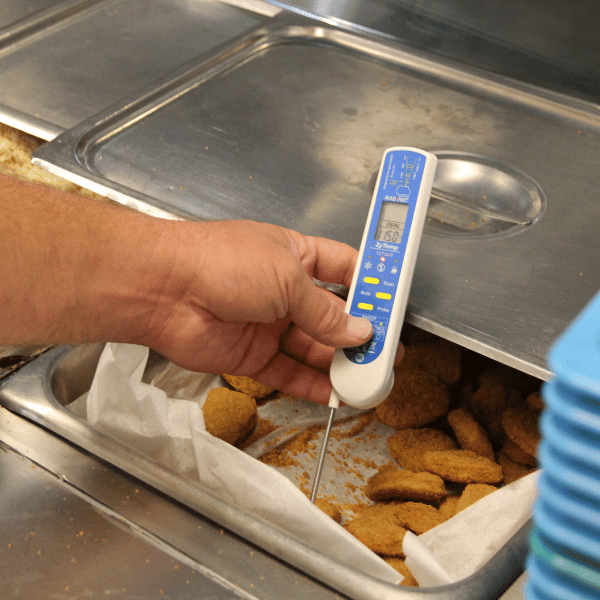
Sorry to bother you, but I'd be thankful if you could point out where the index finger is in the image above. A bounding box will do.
[301,235,359,289]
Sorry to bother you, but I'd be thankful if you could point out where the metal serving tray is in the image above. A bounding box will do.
[0,0,278,139]
[0,343,529,599]
[33,12,600,381]
[0,0,67,30]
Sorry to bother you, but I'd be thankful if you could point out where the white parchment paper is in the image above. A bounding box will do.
[417,472,538,583]
[82,343,402,585]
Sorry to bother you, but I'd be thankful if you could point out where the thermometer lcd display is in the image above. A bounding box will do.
[374,201,409,243]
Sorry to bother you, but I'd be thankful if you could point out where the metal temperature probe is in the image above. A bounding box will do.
[310,147,437,503]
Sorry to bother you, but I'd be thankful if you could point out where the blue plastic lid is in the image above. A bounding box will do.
[548,291,600,398]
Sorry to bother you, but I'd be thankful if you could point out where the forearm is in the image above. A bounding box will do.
[0,173,177,346]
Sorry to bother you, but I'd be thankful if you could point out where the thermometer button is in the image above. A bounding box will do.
[364,277,379,285]
[376,292,392,300]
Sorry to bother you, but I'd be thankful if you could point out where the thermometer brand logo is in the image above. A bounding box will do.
[375,242,399,251]
[396,186,411,201]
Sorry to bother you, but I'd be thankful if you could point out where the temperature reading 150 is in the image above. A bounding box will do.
[375,224,402,242]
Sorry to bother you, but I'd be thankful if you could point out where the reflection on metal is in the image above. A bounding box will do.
[0,345,50,381]
[0,0,103,46]
[425,152,546,239]
[367,151,547,237]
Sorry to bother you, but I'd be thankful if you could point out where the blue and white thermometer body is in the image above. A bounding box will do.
[329,147,437,409]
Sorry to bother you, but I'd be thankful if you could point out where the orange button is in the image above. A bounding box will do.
[376,292,392,300]
[357,303,374,311]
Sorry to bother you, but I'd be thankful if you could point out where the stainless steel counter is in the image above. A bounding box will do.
[0,443,241,599]
[0,404,348,600]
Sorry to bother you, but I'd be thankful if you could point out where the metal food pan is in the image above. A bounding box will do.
[0,343,529,599]
[0,0,277,139]
[32,12,600,382]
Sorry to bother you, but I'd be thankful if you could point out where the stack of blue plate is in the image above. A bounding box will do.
[526,291,600,600]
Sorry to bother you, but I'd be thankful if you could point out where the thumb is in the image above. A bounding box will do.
[289,273,373,347]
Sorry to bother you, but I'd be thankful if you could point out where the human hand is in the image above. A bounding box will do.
[0,172,402,404]
[140,219,396,404]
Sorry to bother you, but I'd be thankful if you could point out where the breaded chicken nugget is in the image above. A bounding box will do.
[501,438,537,466]
[365,467,446,502]
[438,494,461,521]
[399,339,462,386]
[501,405,540,457]
[221,374,276,400]
[202,387,257,446]
[382,557,419,587]
[388,428,456,472]
[401,323,438,345]
[479,364,535,393]
[344,503,407,556]
[497,451,537,485]
[394,502,444,535]
[455,483,497,513]
[485,415,507,448]
[314,498,342,523]
[376,370,450,430]
[422,450,503,484]
[527,391,544,412]
[469,378,506,427]
[447,408,495,462]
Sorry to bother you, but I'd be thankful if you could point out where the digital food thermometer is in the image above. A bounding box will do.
[310,147,437,503]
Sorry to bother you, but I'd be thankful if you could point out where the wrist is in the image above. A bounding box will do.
[86,212,189,347]
[111,217,209,350]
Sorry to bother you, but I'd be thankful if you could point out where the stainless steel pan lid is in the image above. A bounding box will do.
[32,13,600,380]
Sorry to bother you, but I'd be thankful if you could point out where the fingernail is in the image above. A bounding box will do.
[347,316,373,340]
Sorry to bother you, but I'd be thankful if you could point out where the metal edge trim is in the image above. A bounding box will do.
[0,0,105,49]
[31,156,187,220]
[219,0,282,17]
[0,104,65,141]
[406,307,552,382]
